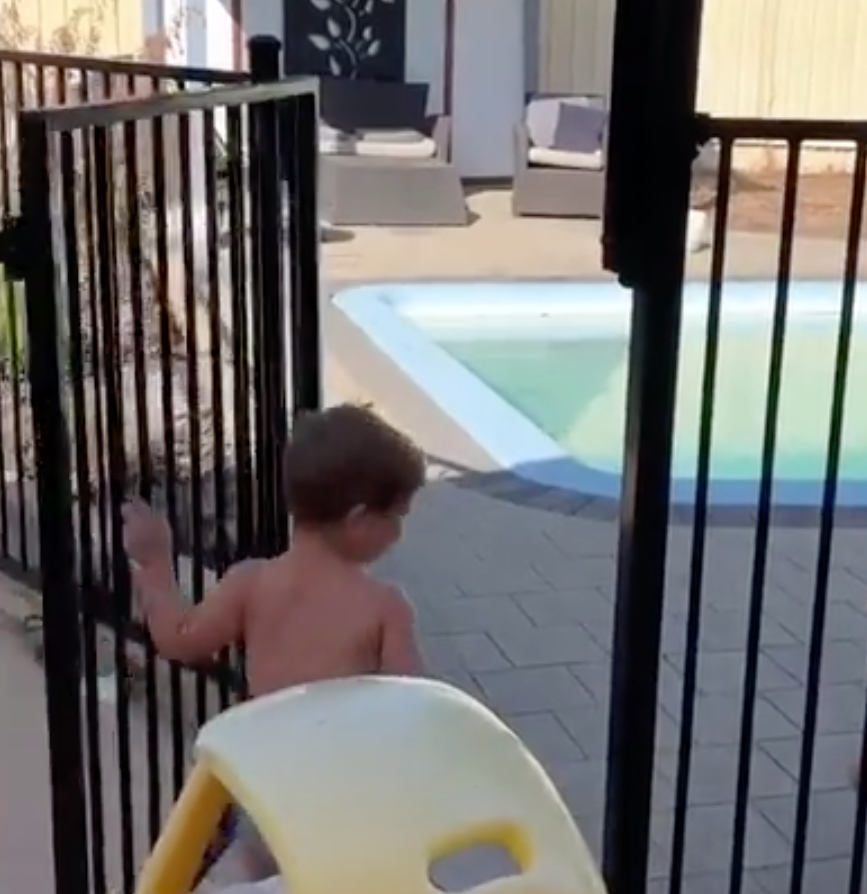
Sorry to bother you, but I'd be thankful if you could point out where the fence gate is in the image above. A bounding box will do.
[2,36,321,894]
[601,0,867,890]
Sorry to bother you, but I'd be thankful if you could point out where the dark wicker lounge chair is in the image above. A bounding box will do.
[317,78,468,227]
[512,94,608,219]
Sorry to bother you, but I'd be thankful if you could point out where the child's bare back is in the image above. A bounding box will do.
[122,404,426,692]
[224,546,421,696]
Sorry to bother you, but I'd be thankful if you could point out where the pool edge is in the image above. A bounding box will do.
[329,282,867,527]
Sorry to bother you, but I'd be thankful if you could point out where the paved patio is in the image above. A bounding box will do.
[3,189,867,894]
[325,191,867,893]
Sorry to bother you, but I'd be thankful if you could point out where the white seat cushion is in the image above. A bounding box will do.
[528,146,604,171]
[319,124,436,160]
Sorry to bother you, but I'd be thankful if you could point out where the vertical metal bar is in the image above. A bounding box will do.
[149,86,186,795]
[850,697,867,894]
[123,111,163,847]
[20,111,89,894]
[35,64,46,107]
[600,0,705,888]
[284,91,322,418]
[0,61,12,557]
[92,123,136,894]
[248,35,287,557]
[728,141,801,894]
[203,108,228,574]
[788,145,867,894]
[177,106,207,726]
[79,75,112,590]
[59,127,107,894]
[226,103,254,567]
[668,135,734,894]
[202,107,232,709]
[9,61,29,569]
[226,102,253,696]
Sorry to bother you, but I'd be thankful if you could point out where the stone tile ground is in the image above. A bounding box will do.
[370,479,867,892]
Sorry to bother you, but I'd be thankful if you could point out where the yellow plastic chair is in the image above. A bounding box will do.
[136,676,607,894]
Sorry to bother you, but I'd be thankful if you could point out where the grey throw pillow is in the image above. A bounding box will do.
[552,102,608,154]
[524,97,562,149]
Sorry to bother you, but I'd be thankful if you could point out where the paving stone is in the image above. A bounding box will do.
[567,663,611,705]
[475,666,595,714]
[661,693,799,745]
[545,759,676,820]
[555,704,681,760]
[764,683,867,735]
[751,856,867,893]
[513,587,613,628]
[554,704,611,760]
[428,595,534,636]
[755,789,859,860]
[652,804,792,873]
[501,711,588,764]
[767,598,867,643]
[423,632,511,674]
[762,640,867,687]
[760,732,860,792]
[490,622,606,667]
[656,744,797,806]
[646,870,768,894]
[453,553,551,597]
[662,608,799,654]
[531,555,617,592]
[664,649,800,695]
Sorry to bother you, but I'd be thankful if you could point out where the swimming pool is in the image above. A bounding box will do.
[333,280,867,508]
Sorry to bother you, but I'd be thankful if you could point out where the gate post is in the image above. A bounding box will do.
[600,0,705,891]
[248,35,289,556]
[18,115,90,894]
[283,65,322,418]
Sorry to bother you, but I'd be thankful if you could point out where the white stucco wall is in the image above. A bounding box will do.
[451,0,525,177]
[405,0,446,114]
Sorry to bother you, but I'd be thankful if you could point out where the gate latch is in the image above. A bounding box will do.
[0,215,27,282]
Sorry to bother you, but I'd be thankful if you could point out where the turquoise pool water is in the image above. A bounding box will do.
[430,323,867,483]
[333,280,867,508]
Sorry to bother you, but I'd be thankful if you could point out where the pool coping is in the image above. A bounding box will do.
[327,280,867,528]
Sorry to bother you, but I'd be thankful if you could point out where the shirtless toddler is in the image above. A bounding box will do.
[121,403,427,880]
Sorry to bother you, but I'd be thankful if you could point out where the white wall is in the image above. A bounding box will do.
[405,0,446,114]
[240,0,282,65]
[451,0,525,178]
[205,0,235,70]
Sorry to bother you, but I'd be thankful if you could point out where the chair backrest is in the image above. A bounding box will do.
[196,676,607,894]
[319,77,429,131]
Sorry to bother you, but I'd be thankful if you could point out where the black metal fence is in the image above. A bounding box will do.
[0,47,249,592]
[601,0,867,889]
[4,37,321,894]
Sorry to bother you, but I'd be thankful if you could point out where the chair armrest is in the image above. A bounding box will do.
[426,114,452,160]
[514,121,531,172]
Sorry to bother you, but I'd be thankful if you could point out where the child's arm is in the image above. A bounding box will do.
[134,559,262,664]
[378,586,426,676]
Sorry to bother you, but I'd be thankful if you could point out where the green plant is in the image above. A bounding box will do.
[0,276,25,375]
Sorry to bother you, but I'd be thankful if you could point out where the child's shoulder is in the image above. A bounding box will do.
[367,578,415,620]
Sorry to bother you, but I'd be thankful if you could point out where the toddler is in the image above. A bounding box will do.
[122,403,428,881]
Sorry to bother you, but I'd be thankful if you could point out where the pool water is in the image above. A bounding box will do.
[431,321,867,483]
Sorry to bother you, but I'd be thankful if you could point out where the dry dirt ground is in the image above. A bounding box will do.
[698,171,866,240]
